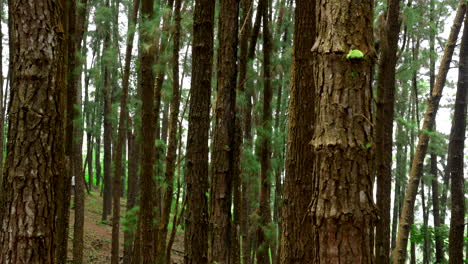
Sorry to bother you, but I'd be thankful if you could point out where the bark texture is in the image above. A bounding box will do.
[183,0,215,263]
[392,2,466,262]
[448,9,468,263]
[374,0,400,262]
[138,0,157,262]
[310,0,377,262]
[209,0,239,262]
[0,0,66,262]
[280,0,315,263]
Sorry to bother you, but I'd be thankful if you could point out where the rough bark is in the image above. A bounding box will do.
[209,0,239,262]
[448,9,468,263]
[310,0,377,262]
[138,0,157,261]
[0,0,66,262]
[392,2,466,262]
[183,0,215,263]
[279,0,315,263]
[374,0,400,262]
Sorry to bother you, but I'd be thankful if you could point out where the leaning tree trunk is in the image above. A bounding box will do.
[310,0,377,262]
[374,0,400,262]
[209,0,239,262]
[448,8,468,264]
[392,2,466,262]
[0,0,66,262]
[280,0,316,263]
[183,0,215,263]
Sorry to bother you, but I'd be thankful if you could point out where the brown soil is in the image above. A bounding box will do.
[67,191,184,263]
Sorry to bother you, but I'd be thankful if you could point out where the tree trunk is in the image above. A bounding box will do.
[238,0,253,263]
[256,1,272,263]
[72,1,89,263]
[310,0,377,262]
[111,0,139,263]
[138,0,158,261]
[155,0,181,262]
[183,0,215,263]
[374,0,400,262]
[280,0,315,263]
[448,9,468,263]
[102,0,113,222]
[392,2,466,262]
[209,0,239,262]
[391,77,409,250]
[0,0,66,262]
[0,0,4,182]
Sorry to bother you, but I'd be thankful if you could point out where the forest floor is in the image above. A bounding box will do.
[67,190,185,263]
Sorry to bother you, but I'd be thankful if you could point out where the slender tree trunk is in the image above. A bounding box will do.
[238,0,253,263]
[0,0,66,261]
[209,0,239,262]
[428,2,444,261]
[392,2,466,262]
[111,0,139,263]
[72,1,89,263]
[102,0,113,222]
[155,0,181,262]
[310,0,377,261]
[421,182,430,264]
[448,9,468,263]
[374,0,400,262]
[391,79,409,250]
[257,1,272,263]
[0,0,4,181]
[280,0,315,263]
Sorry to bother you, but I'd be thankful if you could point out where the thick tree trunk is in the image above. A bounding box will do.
[392,2,466,262]
[209,0,239,263]
[183,0,215,263]
[374,0,400,262]
[280,0,315,263]
[448,9,468,263]
[138,0,158,262]
[310,0,377,262]
[0,0,66,262]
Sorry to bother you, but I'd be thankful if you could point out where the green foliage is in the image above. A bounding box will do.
[346,49,364,60]
[122,206,140,233]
